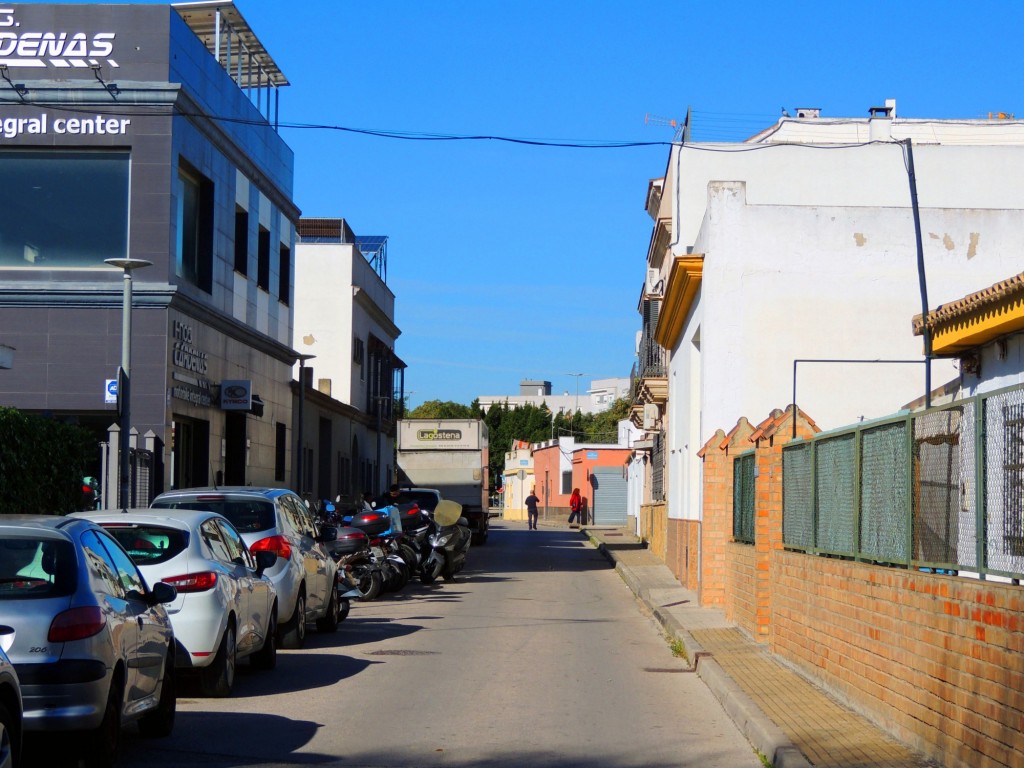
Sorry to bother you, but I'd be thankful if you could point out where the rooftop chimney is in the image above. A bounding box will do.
[795,107,821,118]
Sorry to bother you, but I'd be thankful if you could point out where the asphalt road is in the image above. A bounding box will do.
[30,521,763,768]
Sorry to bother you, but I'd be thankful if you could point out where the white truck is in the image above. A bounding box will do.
[396,419,490,544]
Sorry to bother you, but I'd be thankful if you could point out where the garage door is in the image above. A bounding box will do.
[591,467,627,526]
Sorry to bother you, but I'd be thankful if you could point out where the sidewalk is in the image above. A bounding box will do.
[578,525,938,768]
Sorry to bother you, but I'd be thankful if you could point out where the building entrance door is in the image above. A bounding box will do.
[172,416,209,490]
[224,411,247,486]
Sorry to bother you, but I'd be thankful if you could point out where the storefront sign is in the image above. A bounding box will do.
[172,320,208,375]
[417,429,462,442]
[220,379,252,411]
[0,7,119,69]
[171,371,213,408]
[0,114,131,140]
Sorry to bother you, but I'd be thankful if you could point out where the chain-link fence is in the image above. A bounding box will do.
[782,382,1024,580]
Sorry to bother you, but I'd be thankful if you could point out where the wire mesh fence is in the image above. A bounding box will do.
[782,383,1024,580]
[733,453,755,543]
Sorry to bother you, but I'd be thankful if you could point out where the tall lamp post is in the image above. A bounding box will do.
[104,257,152,510]
[295,354,316,496]
[564,372,587,430]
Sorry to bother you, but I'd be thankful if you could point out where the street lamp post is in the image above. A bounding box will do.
[296,354,316,496]
[564,373,587,430]
[104,257,152,510]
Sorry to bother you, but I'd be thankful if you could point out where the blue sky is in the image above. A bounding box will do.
[44,1,1024,407]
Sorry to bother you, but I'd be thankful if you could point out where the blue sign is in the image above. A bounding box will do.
[105,379,118,405]
[587,451,598,459]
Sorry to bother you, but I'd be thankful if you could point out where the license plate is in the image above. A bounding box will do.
[371,546,385,558]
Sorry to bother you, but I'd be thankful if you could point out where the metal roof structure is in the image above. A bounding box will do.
[174,1,289,88]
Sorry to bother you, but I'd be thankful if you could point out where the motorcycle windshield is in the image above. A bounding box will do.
[433,500,463,527]
[387,505,403,533]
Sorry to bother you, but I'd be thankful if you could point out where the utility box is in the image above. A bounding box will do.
[397,419,490,543]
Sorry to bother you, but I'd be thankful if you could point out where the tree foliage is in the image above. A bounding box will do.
[406,399,479,419]
[0,408,96,515]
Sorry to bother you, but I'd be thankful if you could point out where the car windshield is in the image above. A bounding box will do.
[98,524,188,565]
[152,498,276,533]
[0,536,76,598]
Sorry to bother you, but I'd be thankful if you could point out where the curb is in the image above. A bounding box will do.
[591,536,812,768]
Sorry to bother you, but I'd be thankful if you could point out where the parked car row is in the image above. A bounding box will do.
[0,486,347,768]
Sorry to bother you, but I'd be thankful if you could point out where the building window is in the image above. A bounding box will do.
[176,161,213,292]
[257,226,270,290]
[733,453,756,544]
[561,471,572,494]
[278,243,290,305]
[1003,403,1024,555]
[0,150,129,268]
[275,422,286,481]
[234,206,249,275]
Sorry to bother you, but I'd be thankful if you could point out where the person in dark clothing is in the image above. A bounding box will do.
[525,490,540,530]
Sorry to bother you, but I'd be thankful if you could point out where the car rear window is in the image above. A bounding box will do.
[402,492,439,512]
[98,524,188,565]
[152,498,276,533]
[0,537,76,598]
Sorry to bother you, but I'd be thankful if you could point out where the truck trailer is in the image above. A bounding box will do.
[396,419,490,544]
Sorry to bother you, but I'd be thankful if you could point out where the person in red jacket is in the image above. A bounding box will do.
[567,488,582,528]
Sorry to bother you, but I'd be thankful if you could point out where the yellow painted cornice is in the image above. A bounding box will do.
[654,254,704,349]
[930,297,1024,356]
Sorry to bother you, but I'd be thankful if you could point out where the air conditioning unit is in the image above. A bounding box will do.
[646,268,663,296]
[643,403,659,430]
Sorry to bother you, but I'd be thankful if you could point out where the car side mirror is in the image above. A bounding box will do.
[149,581,177,605]
[254,550,277,576]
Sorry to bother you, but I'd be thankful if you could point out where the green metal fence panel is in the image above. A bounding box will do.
[814,433,856,554]
[783,443,814,548]
[733,453,755,544]
[859,421,910,563]
[983,387,1024,575]
[913,403,977,569]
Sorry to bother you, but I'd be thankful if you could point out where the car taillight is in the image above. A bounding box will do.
[250,535,291,560]
[49,606,106,642]
[162,571,217,593]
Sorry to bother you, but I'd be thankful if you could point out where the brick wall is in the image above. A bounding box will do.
[773,551,1024,768]
[666,516,700,589]
[641,502,668,560]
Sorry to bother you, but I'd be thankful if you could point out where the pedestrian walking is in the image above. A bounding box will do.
[567,487,582,527]
[525,490,540,530]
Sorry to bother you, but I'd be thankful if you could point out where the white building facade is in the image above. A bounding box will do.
[640,101,1024,539]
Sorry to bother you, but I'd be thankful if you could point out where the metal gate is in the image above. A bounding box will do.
[590,467,628,526]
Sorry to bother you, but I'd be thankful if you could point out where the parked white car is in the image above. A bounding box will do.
[151,488,340,649]
[76,509,278,698]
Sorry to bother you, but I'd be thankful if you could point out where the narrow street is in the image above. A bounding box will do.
[76,521,763,768]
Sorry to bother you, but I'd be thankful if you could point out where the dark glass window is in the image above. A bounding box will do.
[234,206,249,275]
[99,523,187,565]
[176,161,214,292]
[0,537,76,598]
[257,226,270,290]
[278,243,290,305]
[0,150,128,268]
[275,422,287,481]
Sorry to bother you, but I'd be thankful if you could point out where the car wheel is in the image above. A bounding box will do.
[250,604,278,670]
[315,585,339,633]
[280,591,306,649]
[472,519,488,546]
[0,700,20,768]
[201,622,237,698]
[338,597,351,622]
[83,675,122,768]
[138,646,176,737]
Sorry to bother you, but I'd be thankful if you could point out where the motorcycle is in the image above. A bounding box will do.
[347,506,410,593]
[327,525,385,602]
[421,499,472,584]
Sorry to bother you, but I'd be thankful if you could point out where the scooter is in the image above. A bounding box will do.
[347,506,410,593]
[421,499,472,584]
[328,525,385,602]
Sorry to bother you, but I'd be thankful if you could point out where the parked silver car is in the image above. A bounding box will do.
[0,628,22,768]
[0,516,176,768]
[151,488,340,648]
[76,509,279,697]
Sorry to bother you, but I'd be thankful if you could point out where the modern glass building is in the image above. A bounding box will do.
[0,2,299,502]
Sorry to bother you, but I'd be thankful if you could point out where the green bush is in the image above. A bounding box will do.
[0,407,96,515]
